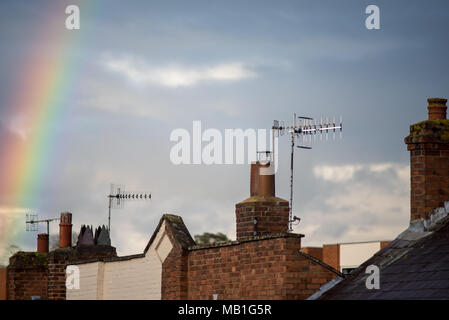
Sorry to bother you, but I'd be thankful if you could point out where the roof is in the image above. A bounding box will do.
[318,202,449,300]
[69,214,343,278]
[71,214,195,265]
[144,213,195,253]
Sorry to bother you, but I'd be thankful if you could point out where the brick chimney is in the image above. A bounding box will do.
[405,98,449,221]
[235,161,290,240]
[59,212,72,248]
[37,233,49,253]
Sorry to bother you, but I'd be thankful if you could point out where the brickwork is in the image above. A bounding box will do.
[47,261,66,300]
[160,160,340,300]
[405,98,449,221]
[47,248,77,300]
[161,242,189,300]
[6,253,48,300]
[322,244,340,271]
[183,235,337,300]
[235,197,289,240]
[6,245,116,300]
[301,247,323,261]
[0,267,8,300]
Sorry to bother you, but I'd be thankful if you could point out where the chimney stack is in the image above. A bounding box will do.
[405,97,449,221]
[59,212,72,248]
[37,233,49,253]
[236,161,290,241]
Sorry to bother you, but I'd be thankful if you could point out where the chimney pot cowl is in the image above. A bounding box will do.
[427,97,447,120]
[60,212,72,224]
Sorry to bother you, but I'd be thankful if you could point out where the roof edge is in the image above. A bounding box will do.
[307,276,344,300]
[144,214,195,253]
[298,250,344,278]
[188,232,304,251]
[404,201,449,234]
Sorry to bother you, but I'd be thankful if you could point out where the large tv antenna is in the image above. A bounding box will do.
[25,213,60,234]
[107,184,151,234]
[273,113,342,231]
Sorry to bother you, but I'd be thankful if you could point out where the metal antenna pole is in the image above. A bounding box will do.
[108,195,112,233]
[272,114,342,233]
[25,214,59,234]
[107,184,151,236]
[289,134,294,232]
[289,113,296,232]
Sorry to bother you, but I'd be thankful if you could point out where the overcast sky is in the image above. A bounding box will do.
[1,0,449,263]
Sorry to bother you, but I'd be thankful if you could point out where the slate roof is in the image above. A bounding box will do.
[318,202,449,300]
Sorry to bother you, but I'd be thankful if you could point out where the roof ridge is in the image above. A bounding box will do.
[144,214,195,253]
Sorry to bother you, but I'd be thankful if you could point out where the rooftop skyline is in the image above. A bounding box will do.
[1,0,449,264]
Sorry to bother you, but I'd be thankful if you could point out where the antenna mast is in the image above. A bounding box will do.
[107,184,151,234]
[273,114,342,231]
[25,213,59,234]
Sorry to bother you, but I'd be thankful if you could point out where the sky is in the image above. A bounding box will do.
[1,0,449,264]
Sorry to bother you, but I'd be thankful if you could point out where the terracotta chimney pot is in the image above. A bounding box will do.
[59,212,72,248]
[37,233,49,253]
[427,98,447,120]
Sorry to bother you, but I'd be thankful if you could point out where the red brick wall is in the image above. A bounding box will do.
[0,268,7,300]
[322,244,340,272]
[235,198,289,240]
[161,232,189,300]
[47,261,67,300]
[7,253,48,300]
[184,236,336,300]
[6,246,117,300]
[302,247,323,261]
[408,143,449,220]
[46,249,75,300]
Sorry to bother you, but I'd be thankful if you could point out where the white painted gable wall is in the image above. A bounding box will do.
[67,221,173,300]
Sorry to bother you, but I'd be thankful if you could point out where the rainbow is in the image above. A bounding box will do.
[0,2,88,262]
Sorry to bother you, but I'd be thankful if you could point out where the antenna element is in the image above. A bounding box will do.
[272,114,343,231]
